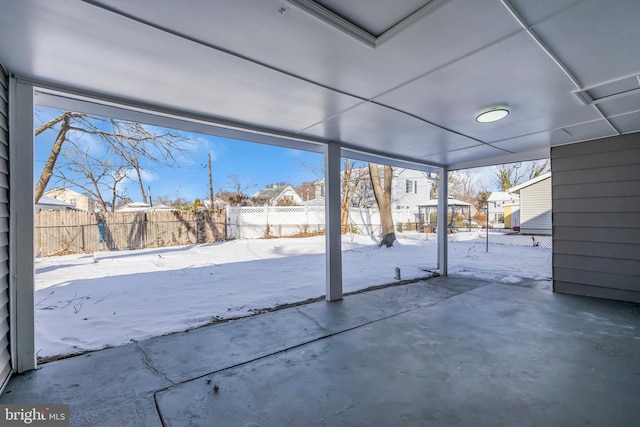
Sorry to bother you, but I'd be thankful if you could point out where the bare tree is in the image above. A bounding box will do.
[35,110,190,204]
[369,163,395,247]
[222,174,256,206]
[54,145,130,212]
[341,160,368,233]
[493,160,550,191]
[448,170,477,203]
[34,112,83,202]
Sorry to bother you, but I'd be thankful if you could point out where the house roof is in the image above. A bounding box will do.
[253,185,292,201]
[44,187,86,198]
[117,202,151,212]
[2,1,638,170]
[35,195,76,209]
[419,198,473,207]
[488,191,520,202]
[509,172,552,194]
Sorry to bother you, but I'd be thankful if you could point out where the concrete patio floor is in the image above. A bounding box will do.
[1,276,639,426]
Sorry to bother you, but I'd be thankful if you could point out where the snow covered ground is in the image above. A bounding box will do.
[35,231,552,359]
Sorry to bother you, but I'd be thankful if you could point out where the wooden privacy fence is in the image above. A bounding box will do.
[35,209,226,256]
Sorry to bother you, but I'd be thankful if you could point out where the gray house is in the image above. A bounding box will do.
[0,1,639,424]
[509,172,552,235]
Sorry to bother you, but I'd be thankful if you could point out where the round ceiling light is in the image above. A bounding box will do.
[476,106,510,123]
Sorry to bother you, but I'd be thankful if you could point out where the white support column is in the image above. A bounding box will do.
[324,143,343,301]
[9,78,36,372]
[437,166,448,276]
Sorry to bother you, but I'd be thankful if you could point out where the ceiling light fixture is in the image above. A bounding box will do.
[476,106,510,123]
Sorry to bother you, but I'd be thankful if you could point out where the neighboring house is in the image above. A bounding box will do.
[43,187,99,212]
[35,195,77,211]
[116,202,151,212]
[488,191,520,228]
[253,185,304,206]
[509,172,552,235]
[391,168,433,223]
[301,168,432,222]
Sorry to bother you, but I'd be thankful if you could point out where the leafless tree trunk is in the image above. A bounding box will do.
[340,159,367,234]
[35,110,190,207]
[34,113,72,203]
[369,163,395,247]
[493,160,550,191]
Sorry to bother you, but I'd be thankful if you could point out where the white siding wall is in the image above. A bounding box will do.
[0,62,11,392]
[552,134,640,303]
[520,177,552,234]
[392,169,430,219]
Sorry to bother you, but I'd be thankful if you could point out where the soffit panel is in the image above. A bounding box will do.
[314,0,431,36]
[597,91,640,119]
[0,0,362,134]
[420,144,507,166]
[299,101,481,158]
[531,0,640,88]
[490,119,616,152]
[507,0,584,24]
[608,112,640,135]
[94,0,521,99]
[376,31,602,143]
[449,146,551,170]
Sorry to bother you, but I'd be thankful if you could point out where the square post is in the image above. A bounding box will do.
[9,78,36,372]
[437,167,448,276]
[324,143,342,301]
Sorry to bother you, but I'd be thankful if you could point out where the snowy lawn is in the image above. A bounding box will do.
[35,231,552,359]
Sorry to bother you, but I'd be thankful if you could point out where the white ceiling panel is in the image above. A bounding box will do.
[507,0,584,24]
[94,0,520,99]
[300,101,482,158]
[0,0,362,133]
[531,0,640,88]
[609,111,640,135]
[315,0,432,36]
[422,143,510,166]
[597,91,640,119]
[0,0,638,169]
[490,119,617,153]
[376,31,602,143]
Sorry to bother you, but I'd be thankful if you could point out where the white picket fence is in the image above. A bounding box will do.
[226,206,419,239]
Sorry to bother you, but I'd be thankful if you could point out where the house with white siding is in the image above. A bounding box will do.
[302,168,432,223]
[253,184,304,206]
[487,191,520,229]
[509,172,552,235]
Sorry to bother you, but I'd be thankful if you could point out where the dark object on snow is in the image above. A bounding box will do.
[379,232,396,248]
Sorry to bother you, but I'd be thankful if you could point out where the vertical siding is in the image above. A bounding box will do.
[552,134,640,303]
[520,177,552,234]
[0,62,11,391]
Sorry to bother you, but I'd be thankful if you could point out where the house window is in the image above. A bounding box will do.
[405,180,417,193]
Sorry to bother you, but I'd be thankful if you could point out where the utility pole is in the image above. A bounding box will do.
[208,153,214,209]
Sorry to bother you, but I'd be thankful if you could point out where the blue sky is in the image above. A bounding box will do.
[34,107,506,205]
[34,107,324,203]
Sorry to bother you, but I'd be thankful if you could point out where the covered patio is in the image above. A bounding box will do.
[0,1,639,424]
[2,276,638,426]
